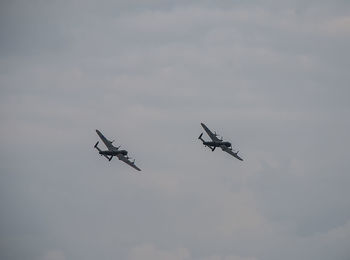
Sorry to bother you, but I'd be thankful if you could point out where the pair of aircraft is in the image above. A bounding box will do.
[94,123,243,171]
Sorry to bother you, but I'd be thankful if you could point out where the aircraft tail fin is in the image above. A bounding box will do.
[198,133,204,142]
[94,141,103,153]
[94,141,112,161]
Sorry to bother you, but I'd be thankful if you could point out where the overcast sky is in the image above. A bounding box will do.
[1,1,350,260]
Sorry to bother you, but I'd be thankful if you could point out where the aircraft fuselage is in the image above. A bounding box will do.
[203,141,231,148]
[99,150,128,156]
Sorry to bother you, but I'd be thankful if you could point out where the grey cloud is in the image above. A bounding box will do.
[1,1,350,260]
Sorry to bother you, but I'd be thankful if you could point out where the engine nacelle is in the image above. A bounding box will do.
[120,150,128,156]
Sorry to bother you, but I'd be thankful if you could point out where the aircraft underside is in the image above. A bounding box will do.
[198,123,243,161]
[99,150,128,156]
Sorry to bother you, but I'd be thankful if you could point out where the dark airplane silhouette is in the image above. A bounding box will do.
[94,129,141,171]
[198,123,243,161]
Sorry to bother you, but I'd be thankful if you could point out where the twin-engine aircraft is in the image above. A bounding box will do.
[94,129,141,171]
[198,123,243,161]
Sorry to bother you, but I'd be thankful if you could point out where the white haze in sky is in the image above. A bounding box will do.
[1,0,350,259]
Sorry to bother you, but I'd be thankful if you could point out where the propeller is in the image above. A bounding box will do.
[214,131,223,141]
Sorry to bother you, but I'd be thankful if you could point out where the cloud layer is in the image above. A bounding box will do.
[1,1,350,259]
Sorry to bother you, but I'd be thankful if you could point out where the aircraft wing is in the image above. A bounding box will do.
[116,154,141,171]
[201,123,220,142]
[96,129,115,151]
[221,145,243,161]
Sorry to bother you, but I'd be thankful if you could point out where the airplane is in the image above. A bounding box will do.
[94,129,141,171]
[198,123,243,161]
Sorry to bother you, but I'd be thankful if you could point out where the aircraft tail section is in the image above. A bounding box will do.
[198,133,204,141]
[94,141,112,161]
[94,141,102,152]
